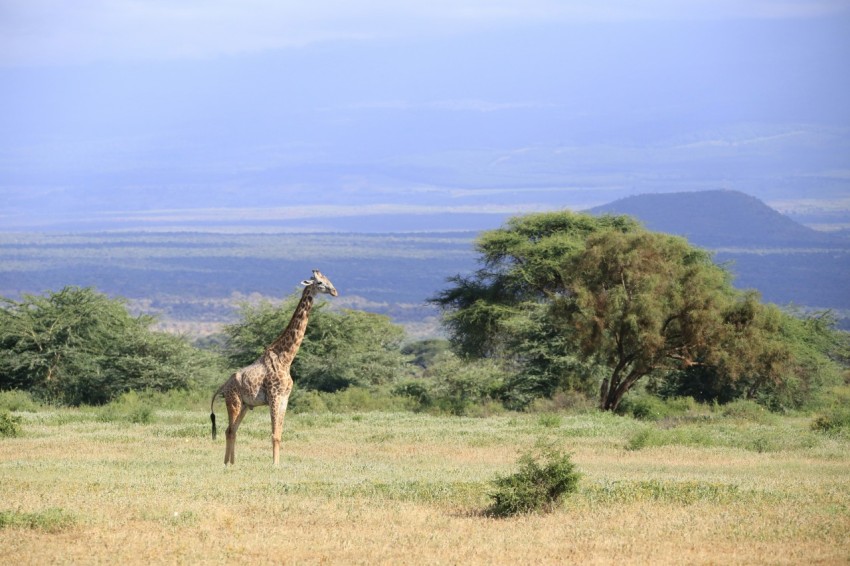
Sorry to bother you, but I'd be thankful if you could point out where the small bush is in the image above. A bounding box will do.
[322,387,414,413]
[617,395,670,421]
[417,354,507,416]
[0,411,22,438]
[663,396,700,414]
[463,400,506,418]
[811,406,850,434]
[0,390,41,412]
[537,413,562,428]
[619,395,702,421]
[392,380,433,408]
[488,443,581,517]
[97,391,156,424]
[289,389,329,414]
[527,390,596,414]
[626,427,658,451]
[721,399,777,424]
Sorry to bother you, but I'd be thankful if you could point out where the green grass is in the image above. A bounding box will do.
[625,418,824,453]
[1,404,848,564]
[0,508,76,533]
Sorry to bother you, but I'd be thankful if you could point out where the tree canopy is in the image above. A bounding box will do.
[0,287,220,405]
[224,295,411,392]
[554,229,782,410]
[433,210,845,411]
[432,212,642,408]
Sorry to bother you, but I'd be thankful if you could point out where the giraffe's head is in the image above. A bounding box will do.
[301,269,338,297]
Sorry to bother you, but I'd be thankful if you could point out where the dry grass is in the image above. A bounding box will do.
[1,409,848,565]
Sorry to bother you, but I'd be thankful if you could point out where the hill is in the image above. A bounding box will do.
[589,190,850,326]
[590,190,841,248]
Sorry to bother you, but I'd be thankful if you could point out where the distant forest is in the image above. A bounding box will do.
[0,232,477,336]
[1,192,848,334]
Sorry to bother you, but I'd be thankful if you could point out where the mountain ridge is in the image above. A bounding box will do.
[589,189,842,248]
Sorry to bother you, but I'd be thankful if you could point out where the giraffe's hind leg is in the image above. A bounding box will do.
[224,395,248,465]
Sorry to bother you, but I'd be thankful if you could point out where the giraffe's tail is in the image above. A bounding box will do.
[210,386,222,440]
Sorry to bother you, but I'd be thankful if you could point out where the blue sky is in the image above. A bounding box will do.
[1,0,849,231]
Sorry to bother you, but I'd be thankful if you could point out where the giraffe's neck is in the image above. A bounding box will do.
[266,287,315,369]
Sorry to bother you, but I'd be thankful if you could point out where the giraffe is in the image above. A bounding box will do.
[210,269,338,465]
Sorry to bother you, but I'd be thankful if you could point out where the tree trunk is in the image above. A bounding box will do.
[598,377,610,410]
[601,369,645,412]
[603,384,628,412]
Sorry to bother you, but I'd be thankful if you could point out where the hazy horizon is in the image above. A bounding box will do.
[2,1,849,232]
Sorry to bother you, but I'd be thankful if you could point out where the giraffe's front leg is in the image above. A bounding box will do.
[269,392,291,466]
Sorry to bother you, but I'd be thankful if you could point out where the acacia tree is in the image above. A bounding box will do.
[561,230,848,411]
[434,210,813,411]
[432,211,639,407]
[224,295,411,392]
[0,287,219,405]
[661,305,846,409]
[434,211,640,357]
[555,229,780,410]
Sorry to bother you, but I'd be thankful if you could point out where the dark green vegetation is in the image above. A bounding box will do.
[0,410,22,437]
[0,287,222,405]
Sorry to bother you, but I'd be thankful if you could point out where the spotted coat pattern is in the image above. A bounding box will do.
[210,270,337,465]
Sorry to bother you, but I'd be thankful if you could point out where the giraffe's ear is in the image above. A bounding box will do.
[300,280,312,286]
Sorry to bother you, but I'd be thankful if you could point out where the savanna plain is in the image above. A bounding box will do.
[1,398,849,565]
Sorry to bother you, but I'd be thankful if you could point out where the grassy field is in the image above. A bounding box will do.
[1,404,848,565]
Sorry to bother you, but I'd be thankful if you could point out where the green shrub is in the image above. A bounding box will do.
[463,400,506,418]
[537,413,562,428]
[721,399,777,424]
[626,427,658,451]
[811,406,850,434]
[663,396,700,414]
[323,387,414,413]
[0,390,41,412]
[526,390,596,414]
[136,388,219,412]
[289,389,329,414]
[0,287,221,406]
[488,443,581,517]
[426,355,508,416]
[618,395,702,421]
[0,411,22,438]
[394,354,507,416]
[618,395,667,421]
[392,380,433,408]
[97,391,156,424]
